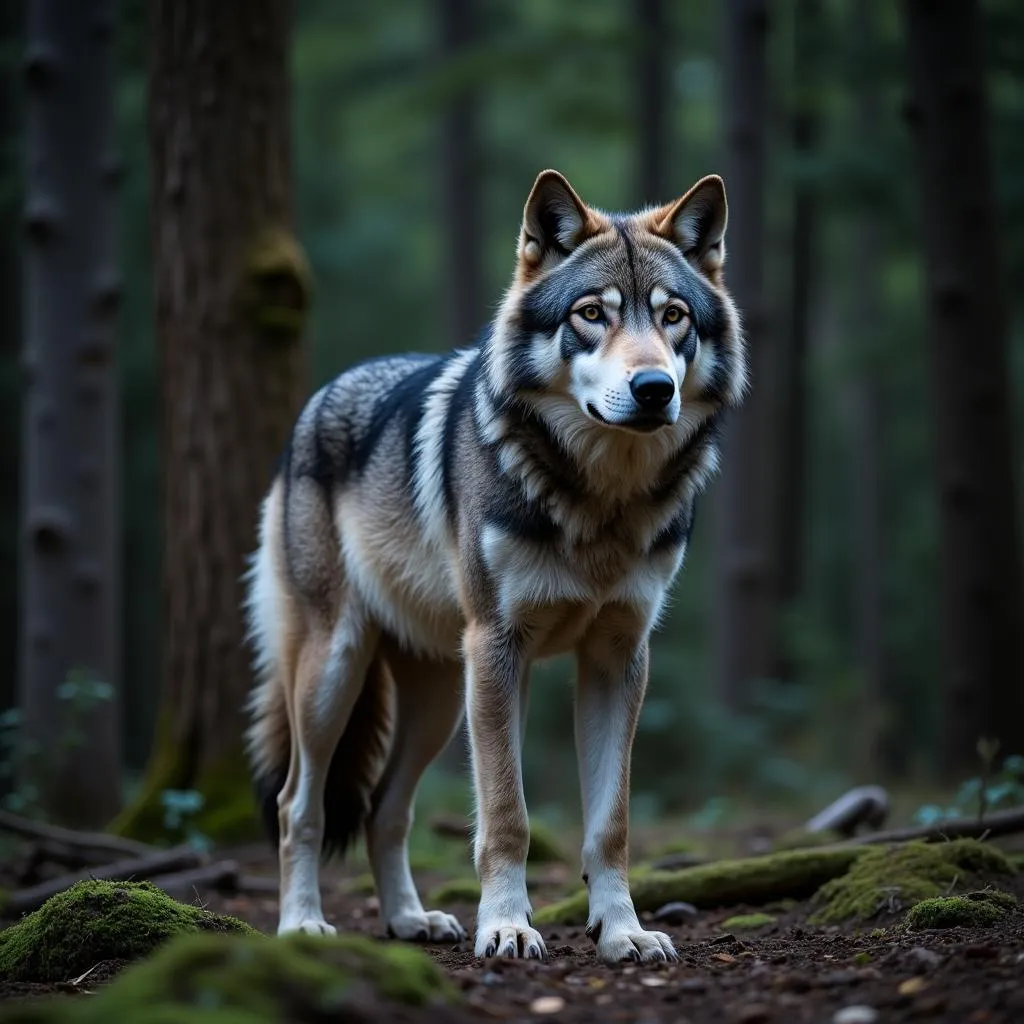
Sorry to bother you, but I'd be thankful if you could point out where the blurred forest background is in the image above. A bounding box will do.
[0,0,1021,842]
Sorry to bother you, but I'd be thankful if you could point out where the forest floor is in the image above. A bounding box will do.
[2,828,1023,1024]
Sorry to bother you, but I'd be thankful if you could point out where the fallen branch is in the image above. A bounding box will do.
[151,860,240,898]
[843,805,1024,847]
[805,785,890,837]
[535,846,868,925]
[2,844,203,916]
[0,808,153,860]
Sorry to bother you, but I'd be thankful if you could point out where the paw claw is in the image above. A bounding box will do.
[475,922,547,961]
[597,927,677,965]
[278,917,336,938]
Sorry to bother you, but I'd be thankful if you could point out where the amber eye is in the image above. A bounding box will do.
[663,306,685,325]
[578,304,603,322]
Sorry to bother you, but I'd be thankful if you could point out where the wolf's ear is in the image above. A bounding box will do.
[519,170,600,274]
[652,175,728,281]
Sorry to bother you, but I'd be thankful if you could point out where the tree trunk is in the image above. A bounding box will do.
[848,0,891,776]
[714,0,777,710]
[438,0,483,345]
[0,1,23,744]
[774,0,818,661]
[634,0,667,207]
[20,0,121,827]
[902,0,1024,773]
[113,0,309,839]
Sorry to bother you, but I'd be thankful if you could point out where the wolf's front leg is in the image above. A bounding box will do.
[575,623,678,964]
[465,620,546,960]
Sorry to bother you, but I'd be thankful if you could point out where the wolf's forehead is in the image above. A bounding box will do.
[580,224,683,296]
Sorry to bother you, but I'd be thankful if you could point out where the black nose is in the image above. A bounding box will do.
[629,370,675,411]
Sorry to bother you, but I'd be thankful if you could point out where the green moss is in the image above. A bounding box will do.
[110,735,262,844]
[343,873,377,897]
[243,228,313,341]
[427,878,482,906]
[904,890,1017,930]
[3,931,456,1023]
[1010,852,1024,872]
[721,912,776,930]
[527,819,568,864]
[773,828,842,851]
[535,846,866,926]
[0,879,256,984]
[810,839,1015,924]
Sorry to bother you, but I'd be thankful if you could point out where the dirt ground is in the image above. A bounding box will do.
[2,840,1023,1023]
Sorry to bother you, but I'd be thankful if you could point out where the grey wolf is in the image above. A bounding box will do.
[243,169,746,964]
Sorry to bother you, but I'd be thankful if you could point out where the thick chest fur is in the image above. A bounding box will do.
[479,521,685,656]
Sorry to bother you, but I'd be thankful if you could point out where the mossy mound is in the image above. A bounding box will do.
[527,820,568,864]
[0,879,256,983]
[810,839,1015,924]
[427,877,482,906]
[5,931,456,1023]
[721,912,776,930]
[904,890,1018,931]
[535,846,866,925]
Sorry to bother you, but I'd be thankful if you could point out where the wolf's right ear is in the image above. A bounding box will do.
[519,170,600,275]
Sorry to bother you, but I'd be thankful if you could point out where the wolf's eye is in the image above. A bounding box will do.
[578,304,603,322]
[663,306,685,326]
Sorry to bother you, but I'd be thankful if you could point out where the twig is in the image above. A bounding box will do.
[150,859,241,899]
[0,808,153,859]
[842,805,1024,847]
[3,844,202,916]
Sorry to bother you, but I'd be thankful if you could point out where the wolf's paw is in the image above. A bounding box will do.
[475,921,547,961]
[386,910,467,944]
[593,925,678,964]
[278,917,337,937]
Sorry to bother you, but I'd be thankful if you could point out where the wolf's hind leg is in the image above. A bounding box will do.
[366,646,467,944]
[277,604,380,936]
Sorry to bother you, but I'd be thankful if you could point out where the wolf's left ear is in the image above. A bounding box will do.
[520,170,601,273]
[652,175,728,280]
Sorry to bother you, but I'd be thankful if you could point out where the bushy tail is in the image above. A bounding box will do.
[242,483,393,859]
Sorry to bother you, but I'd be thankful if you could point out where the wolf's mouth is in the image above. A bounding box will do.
[586,403,668,434]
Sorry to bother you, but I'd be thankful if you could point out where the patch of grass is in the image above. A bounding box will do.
[535,846,866,925]
[527,819,568,864]
[3,931,456,1022]
[904,890,1017,930]
[810,839,1015,924]
[342,873,377,896]
[0,879,256,984]
[427,878,482,906]
[721,912,775,930]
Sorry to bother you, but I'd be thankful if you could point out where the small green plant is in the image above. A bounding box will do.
[912,747,1024,826]
[160,788,213,852]
[0,671,114,817]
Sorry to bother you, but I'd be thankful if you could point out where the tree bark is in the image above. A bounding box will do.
[438,0,484,345]
[634,0,668,207]
[714,0,778,710]
[20,0,121,826]
[902,0,1024,773]
[113,0,309,838]
[849,0,891,775]
[774,0,818,658]
[0,1,23,742]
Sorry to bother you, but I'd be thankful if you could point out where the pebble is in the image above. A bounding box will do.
[653,901,699,925]
[528,996,566,1015]
[734,1003,771,1024]
[907,946,943,971]
[833,1007,878,1024]
[678,977,708,994]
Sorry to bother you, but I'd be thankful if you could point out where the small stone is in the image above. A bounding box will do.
[907,946,942,971]
[833,1007,879,1024]
[479,971,502,986]
[640,976,667,987]
[712,952,737,964]
[529,996,566,1014]
[711,932,737,944]
[653,901,699,925]
[679,977,708,994]
[734,1003,771,1024]
[819,969,859,988]
[898,976,928,996]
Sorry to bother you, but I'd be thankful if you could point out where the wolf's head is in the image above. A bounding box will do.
[484,170,745,450]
